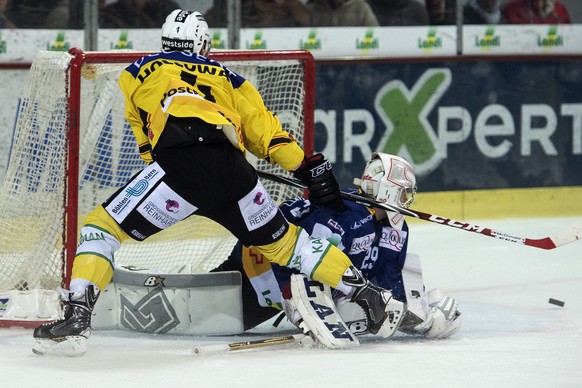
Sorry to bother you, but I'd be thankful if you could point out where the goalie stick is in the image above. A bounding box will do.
[257,170,582,250]
[192,334,309,356]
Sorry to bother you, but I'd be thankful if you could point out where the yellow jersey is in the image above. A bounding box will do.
[118,51,305,171]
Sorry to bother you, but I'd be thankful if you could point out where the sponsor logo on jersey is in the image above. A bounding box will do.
[142,201,177,228]
[160,86,205,109]
[109,168,161,216]
[379,226,407,252]
[247,199,277,228]
[350,214,373,230]
[326,219,345,236]
[281,198,310,219]
[289,254,302,271]
[165,199,179,213]
[136,181,197,230]
[116,181,147,212]
[348,233,375,254]
[253,192,265,205]
[242,183,278,231]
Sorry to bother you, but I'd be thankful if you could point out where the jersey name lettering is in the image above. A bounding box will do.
[137,59,226,83]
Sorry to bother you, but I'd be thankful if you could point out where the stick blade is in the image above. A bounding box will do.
[527,223,582,250]
[551,223,582,248]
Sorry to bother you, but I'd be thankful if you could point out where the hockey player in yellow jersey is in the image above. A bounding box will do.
[33,9,405,356]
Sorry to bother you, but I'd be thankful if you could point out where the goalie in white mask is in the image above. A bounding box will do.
[216,152,462,340]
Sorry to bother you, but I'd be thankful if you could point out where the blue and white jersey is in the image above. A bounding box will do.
[279,193,410,302]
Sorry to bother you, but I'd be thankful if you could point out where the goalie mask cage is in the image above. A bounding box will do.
[0,48,314,327]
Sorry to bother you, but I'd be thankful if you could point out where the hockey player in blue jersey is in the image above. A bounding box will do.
[213,152,462,340]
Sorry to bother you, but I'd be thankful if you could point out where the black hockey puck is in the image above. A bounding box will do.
[548,298,565,307]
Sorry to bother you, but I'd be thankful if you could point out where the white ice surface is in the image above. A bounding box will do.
[1,217,581,388]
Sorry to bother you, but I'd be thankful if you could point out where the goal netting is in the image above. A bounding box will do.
[0,49,314,325]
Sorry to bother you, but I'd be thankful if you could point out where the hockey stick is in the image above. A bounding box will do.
[193,333,308,356]
[257,170,582,250]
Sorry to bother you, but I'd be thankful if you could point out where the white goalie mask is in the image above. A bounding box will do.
[353,152,417,229]
[161,9,211,56]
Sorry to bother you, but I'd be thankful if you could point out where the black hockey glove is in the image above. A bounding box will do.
[293,154,344,210]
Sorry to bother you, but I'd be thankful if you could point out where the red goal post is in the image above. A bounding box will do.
[0,48,315,327]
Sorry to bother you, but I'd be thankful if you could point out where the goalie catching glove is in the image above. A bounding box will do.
[293,154,343,209]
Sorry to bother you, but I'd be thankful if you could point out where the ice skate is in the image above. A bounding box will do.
[32,285,99,357]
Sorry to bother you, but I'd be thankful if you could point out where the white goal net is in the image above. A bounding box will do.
[0,49,314,325]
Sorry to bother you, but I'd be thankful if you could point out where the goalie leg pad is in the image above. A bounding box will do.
[290,274,359,349]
